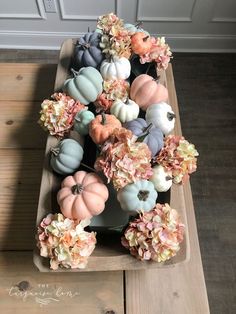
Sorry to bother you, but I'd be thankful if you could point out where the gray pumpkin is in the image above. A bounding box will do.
[124,118,163,157]
[74,32,104,69]
[50,139,84,175]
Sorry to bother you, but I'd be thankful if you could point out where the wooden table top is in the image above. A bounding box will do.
[0,62,209,313]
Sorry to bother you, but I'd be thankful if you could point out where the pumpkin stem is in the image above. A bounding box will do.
[143,35,150,42]
[80,43,90,49]
[135,21,143,28]
[101,112,106,125]
[71,68,79,77]
[80,162,96,172]
[88,26,90,32]
[50,147,60,156]
[152,76,160,83]
[137,190,149,201]
[136,123,153,142]
[166,176,173,181]
[125,98,129,104]
[71,184,84,195]
[167,112,176,121]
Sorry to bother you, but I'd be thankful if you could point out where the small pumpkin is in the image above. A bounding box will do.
[131,32,152,55]
[130,74,168,111]
[110,98,139,123]
[50,139,84,175]
[89,113,122,145]
[145,102,176,135]
[74,109,95,136]
[63,67,103,105]
[74,32,105,69]
[124,23,149,36]
[57,170,109,221]
[124,118,163,157]
[150,165,173,192]
[117,180,157,213]
[100,57,131,80]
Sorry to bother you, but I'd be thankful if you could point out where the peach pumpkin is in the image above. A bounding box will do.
[89,113,122,145]
[130,74,168,111]
[131,32,152,55]
[57,171,109,221]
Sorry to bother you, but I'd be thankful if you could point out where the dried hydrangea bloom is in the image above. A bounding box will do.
[37,213,96,270]
[121,203,185,262]
[97,13,131,58]
[156,135,199,184]
[38,92,85,138]
[95,128,153,190]
[140,37,172,70]
[94,79,130,112]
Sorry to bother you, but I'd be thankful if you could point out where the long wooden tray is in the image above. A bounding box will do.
[33,39,190,272]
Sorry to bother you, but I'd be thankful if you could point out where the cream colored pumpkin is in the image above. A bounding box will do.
[149,165,172,192]
[145,102,176,135]
[100,57,131,80]
[110,98,139,123]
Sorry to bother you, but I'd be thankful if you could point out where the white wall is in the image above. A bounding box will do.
[0,0,235,51]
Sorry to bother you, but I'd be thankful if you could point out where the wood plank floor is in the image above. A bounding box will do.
[0,50,235,314]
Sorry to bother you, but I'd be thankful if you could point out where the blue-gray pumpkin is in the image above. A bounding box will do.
[50,139,84,175]
[74,109,95,135]
[117,180,157,213]
[63,66,103,105]
[74,32,105,69]
[124,118,163,157]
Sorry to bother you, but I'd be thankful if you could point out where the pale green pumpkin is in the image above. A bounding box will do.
[74,109,95,135]
[63,67,103,105]
[117,180,157,213]
[50,139,84,175]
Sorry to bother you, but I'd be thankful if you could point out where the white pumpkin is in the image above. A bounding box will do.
[145,102,176,135]
[100,57,131,80]
[110,98,139,123]
[149,165,172,192]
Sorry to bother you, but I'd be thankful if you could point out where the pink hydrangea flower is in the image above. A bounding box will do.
[156,135,199,184]
[95,128,153,190]
[122,203,185,262]
[38,92,85,138]
[37,213,96,270]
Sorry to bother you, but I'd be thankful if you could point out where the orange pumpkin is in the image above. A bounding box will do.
[131,32,152,55]
[130,74,168,111]
[57,171,109,221]
[89,113,122,145]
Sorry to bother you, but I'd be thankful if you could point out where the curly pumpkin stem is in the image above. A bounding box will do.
[137,190,149,201]
[71,184,84,195]
[80,42,91,49]
[143,35,150,42]
[71,68,79,77]
[167,112,176,121]
[136,123,152,142]
[135,21,143,28]
[101,112,106,125]
[50,147,60,156]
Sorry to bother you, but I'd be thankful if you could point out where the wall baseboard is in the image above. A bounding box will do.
[0,31,236,52]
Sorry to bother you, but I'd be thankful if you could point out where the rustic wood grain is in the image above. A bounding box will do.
[0,251,124,314]
[125,65,209,314]
[0,149,45,250]
[0,63,56,101]
[0,101,47,149]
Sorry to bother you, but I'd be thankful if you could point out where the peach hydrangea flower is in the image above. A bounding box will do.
[38,92,85,138]
[95,128,153,190]
[140,37,172,70]
[37,213,96,270]
[94,79,130,112]
[156,135,199,184]
[121,203,185,262]
[97,13,132,58]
